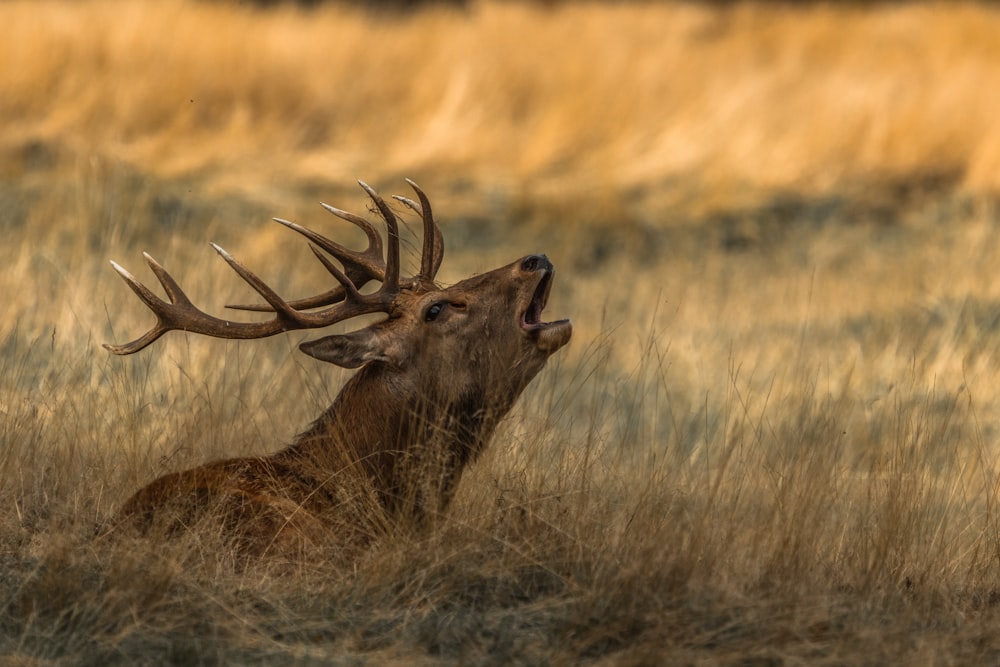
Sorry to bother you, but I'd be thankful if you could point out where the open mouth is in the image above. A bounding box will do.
[521,269,554,331]
[520,267,572,352]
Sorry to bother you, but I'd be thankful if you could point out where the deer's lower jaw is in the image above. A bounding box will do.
[526,317,573,352]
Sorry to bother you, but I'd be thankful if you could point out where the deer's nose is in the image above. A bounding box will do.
[521,254,552,273]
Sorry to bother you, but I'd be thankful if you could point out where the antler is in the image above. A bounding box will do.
[229,179,444,313]
[104,180,442,355]
[396,177,444,283]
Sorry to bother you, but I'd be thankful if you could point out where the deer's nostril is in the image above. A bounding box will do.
[521,255,547,272]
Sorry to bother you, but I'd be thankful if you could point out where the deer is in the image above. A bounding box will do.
[105,180,572,558]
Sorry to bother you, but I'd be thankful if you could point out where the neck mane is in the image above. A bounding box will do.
[279,362,514,523]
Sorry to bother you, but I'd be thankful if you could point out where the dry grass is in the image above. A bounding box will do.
[5,0,1000,216]
[5,0,1000,663]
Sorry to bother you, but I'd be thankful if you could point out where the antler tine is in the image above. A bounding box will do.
[306,244,363,301]
[394,178,444,282]
[140,252,195,308]
[276,216,384,282]
[405,179,444,279]
[209,244,305,326]
[357,180,400,291]
[226,180,412,315]
[227,210,388,312]
[319,203,383,256]
[102,257,179,354]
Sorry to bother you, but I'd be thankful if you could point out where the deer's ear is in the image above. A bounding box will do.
[299,330,403,369]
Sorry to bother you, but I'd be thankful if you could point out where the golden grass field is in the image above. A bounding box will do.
[5,0,1000,663]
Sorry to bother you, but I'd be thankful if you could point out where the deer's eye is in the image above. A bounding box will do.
[424,302,445,322]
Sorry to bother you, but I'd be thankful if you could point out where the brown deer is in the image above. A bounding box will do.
[106,180,571,557]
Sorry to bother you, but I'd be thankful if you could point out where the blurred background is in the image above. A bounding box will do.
[6,0,999,226]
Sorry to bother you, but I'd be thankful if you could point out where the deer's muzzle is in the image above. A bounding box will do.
[519,255,572,353]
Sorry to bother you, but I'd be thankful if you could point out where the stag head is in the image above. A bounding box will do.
[105,180,572,401]
[301,252,570,403]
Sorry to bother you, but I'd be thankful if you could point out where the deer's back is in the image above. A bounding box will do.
[117,455,377,557]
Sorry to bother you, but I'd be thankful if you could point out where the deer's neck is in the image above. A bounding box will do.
[281,363,511,520]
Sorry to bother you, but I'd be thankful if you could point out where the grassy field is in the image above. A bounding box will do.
[5,0,1000,663]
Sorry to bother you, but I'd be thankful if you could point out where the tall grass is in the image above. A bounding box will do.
[4,164,1000,661]
[5,0,1000,662]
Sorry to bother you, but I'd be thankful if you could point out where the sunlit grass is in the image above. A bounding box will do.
[5,160,1000,660]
